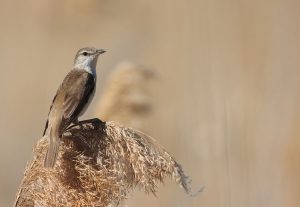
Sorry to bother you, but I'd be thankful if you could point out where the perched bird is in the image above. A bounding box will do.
[43,47,106,168]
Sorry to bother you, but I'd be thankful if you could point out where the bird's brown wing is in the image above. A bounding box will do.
[44,70,95,168]
[43,70,95,136]
[59,70,95,134]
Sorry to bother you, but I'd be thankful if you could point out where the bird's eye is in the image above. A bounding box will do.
[82,52,88,56]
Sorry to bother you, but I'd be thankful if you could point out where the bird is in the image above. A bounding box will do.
[43,47,106,168]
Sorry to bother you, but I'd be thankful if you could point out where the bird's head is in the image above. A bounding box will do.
[74,47,106,73]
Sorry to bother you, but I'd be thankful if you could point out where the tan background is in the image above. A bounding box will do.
[1,0,300,206]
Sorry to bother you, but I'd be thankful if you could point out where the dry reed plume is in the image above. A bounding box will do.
[15,119,191,207]
[97,62,156,130]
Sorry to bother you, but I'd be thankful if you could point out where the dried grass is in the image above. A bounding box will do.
[96,62,156,129]
[15,119,191,207]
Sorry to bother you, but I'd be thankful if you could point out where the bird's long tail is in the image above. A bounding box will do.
[44,126,60,168]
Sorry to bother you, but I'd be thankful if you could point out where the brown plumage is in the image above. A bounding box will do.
[43,70,95,168]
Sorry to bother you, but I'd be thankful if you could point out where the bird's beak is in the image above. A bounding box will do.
[96,49,106,55]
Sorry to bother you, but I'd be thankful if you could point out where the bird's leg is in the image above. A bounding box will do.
[65,118,79,131]
[65,118,103,132]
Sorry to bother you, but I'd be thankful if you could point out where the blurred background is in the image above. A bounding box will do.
[1,0,300,206]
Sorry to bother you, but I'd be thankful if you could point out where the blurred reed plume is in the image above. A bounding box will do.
[15,119,191,207]
[97,62,156,130]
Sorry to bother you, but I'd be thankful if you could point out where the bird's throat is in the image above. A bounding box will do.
[84,66,97,77]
